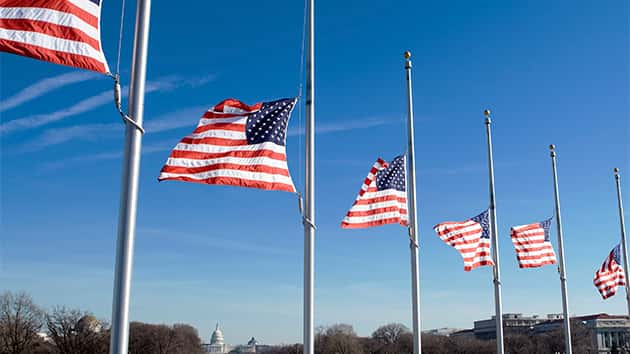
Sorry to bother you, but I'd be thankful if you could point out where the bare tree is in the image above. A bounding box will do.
[45,306,108,354]
[371,323,410,345]
[0,291,44,354]
[316,324,363,354]
[128,322,203,354]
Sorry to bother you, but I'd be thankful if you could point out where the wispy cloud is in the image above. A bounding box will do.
[0,74,215,135]
[0,71,101,112]
[17,105,206,152]
[40,140,174,171]
[288,117,401,136]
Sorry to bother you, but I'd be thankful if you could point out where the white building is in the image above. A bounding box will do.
[203,324,269,354]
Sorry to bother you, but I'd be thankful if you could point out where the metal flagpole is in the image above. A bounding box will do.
[614,168,630,317]
[549,145,573,354]
[303,0,315,351]
[109,0,152,353]
[403,51,422,354]
[483,110,504,354]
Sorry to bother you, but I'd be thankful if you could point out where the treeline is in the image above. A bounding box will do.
[1,290,600,354]
[263,321,597,354]
[0,291,204,354]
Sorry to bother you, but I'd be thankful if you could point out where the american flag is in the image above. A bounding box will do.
[340,155,408,228]
[433,210,495,271]
[158,98,297,192]
[0,0,109,73]
[510,218,557,268]
[594,244,627,300]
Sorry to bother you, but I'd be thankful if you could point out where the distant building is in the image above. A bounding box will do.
[473,313,555,339]
[463,312,630,353]
[202,324,271,354]
[534,313,630,353]
[422,328,463,336]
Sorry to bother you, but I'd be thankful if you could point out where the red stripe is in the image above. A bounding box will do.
[346,206,408,218]
[341,217,407,229]
[353,194,406,205]
[160,163,290,177]
[1,0,100,27]
[513,244,555,252]
[212,99,261,114]
[169,149,286,161]
[516,251,556,261]
[464,260,495,272]
[0,39,106,73]
[518,260,557,269]
[180,137,247,146]
[1,18,101,50]
[202,111,248,119]
[440,228,481,244]
[193,122,245,134]
[435,222,478,236]
[158,175,294,192]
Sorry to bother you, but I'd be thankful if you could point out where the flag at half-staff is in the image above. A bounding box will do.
[0,0,110,73]
[510,218,558,268]
[159,97,297,192]
[433,210,495,271]
[594,244,627,299]
[340,155,408,228]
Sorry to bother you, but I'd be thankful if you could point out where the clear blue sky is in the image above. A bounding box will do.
[1,0,629,346]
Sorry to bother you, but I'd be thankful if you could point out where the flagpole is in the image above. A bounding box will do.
[549,145,573,354]
[109,0,152,353]
[483,110,504,354]
[303,0,315,351]
[404,51,422,354]
[614,168,630,317]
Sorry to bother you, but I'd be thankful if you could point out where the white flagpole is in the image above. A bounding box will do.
[303,0,315,351]
[483,110,504,354]
[403,51,422,354]
[109,0,152,353]
[614,168,630,317]
[549,145,573,354]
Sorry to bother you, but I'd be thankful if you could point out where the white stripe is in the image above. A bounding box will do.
[173,141,286,154]
[518,256,557,265]
[165,156,289,169]
[68,0,101,16]
[359,189,407,199]
[348,200,407,212]
[188,129,246,140]
[159,169,294,187]
[342,211,405,224]
[0,7,99,40]
[516,248,557,258]
[0,29,108,69]
[436,223,482,241]
[199,116,247,126]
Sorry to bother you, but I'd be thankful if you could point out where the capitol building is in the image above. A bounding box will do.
[203,324,270,354]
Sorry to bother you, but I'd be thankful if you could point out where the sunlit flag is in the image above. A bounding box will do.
[0,0,110,73]
[340,155,408,229]
[510,218,557,268]
[434,210,494,271]
[159,98,297,192]
[594,244,627,300]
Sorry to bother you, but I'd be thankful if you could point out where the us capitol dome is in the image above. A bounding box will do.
[203,323,269,353]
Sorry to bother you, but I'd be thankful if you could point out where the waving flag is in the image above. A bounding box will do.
[159,98,297,192]
[594,244,627,299]
[510,218,557,268]
[434,210,494,271]
[341,155,408,228]
[0,0,110,73]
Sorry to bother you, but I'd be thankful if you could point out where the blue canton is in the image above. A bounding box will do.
[375,155,406,192]
[540,217,553,241]
[246,98,296,146]
[613,244,622,264]
[471,210,490,239]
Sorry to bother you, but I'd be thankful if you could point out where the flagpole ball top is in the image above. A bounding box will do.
[549,144,556,151]
[614,167,620,174]
[404,51,412,59]
[484,109,491,117]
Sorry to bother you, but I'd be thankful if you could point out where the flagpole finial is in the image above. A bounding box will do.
[484,109,491,124]
[549,144,556,157]
[614,167,620,177]
[404,51,412,59]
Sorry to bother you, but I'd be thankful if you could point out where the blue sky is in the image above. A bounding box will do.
[1,0,629,346]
